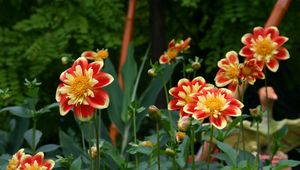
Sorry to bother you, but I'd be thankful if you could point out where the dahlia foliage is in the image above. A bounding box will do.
[56,53,113,121]
[6,149,55,170]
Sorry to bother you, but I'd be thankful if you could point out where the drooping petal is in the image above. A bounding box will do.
[217,58,229,70]
[73,105,95,121]
[159,54,169,64]
[81,51,97,60]
[227,81,238,92]
[215,74,232,87]
[266,58,279,72]
[55,83,64,102]
[274,47,290,60]
[210,115,227,129]
[86,89,109,109]
[93,72,114,89]
[169,87,179,97]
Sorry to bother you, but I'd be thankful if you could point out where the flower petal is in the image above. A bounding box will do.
[227,81,238,92]
[239,46,253,57]
[183,103,197,114]
[225,51,239,64]
[71,57,88,71]
[94,72,114,89]
[89,61,104,74]
[253,26,264,39]
[44,160,55,169]
[192,110,209,120]
[273,36,288,48]
[55,83,64,102]
[74,105,95,121]
[168,99,181,110]
[215,74,232,87]
[178,78,189,87]
[222,105,241,117]
[159,54,169,64]
[241,33,253,45]
[265,26,279,39]
[210,115,227,129]
[86,89,109,109]
[33,152,44,165]
[266,58,279,72]
[59,94,73,116]
[81,51,97,60]
[275,47,290,60]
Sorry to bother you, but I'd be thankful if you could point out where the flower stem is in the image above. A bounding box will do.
[133,109,139,168]
[80,122,86,153]
[88,121,93,170]
[207,126,214,170]
[93,110,101,169]
[190,125,195,170]
[156,122,160,170]
[32,118,37,153]
[160,73,173,130]
[264,69,271,154]
[256,121,260,168]
[237,84,245,151]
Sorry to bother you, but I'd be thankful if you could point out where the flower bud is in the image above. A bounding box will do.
[147,68,157,77]
[61,56,69,65]
[139,140,153,148]
[165,148,176,156]
[176,131,186,143]
[177,116,191,131]
[148,105,161,121]
[192,62,201,71]
[88,146,98,159]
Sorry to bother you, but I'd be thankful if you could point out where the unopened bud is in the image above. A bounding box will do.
[176,131,186,143]
[88,146,98,159]
[139,140,153,148]
[192,62,201,71]
[177,116,191,131]
[165,148,176,156]
[147,68,157,77]
[61,57,69,65]
[148,105,161,121]
[249,107,261,118]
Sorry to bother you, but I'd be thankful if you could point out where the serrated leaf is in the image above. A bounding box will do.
[24,129,42,150]
[37,144,59,152]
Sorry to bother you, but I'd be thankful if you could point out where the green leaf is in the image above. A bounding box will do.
[176,136,190,168]
[0,106,32,118]
[102,59,124,135]
[36,103,58,115]
[70,157,82,170]
[224,115,249,137]
[273,160,300,170]
[37,144,60,152]
[59,130,88,162]
[121,43,137,122]
[101,139,125,168]
[7,117,30,153]
[215,140,237,166]
[24,129,42,150]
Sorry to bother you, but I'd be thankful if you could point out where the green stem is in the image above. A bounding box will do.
[207,126,214,170]
[80,122,86,153]
[133,109,139,168]
[88,121,93,170]
[264,69,271,154]
[32,118,37,153]
[156,122,160,170]
[191,126,195,170]
[93,110,100,169]
[237,84,245,151]
[256,121,260,168]
[160,73,173,129]
[172,156,176,170]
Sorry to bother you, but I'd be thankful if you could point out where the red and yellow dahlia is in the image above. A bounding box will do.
[183,87,243,129]
[6,149,25,170]
[239,26,289,72]
[159,38,191,64]
[168,76,208,117]
[56,57,114,121]
[215,51,240,92]
[239,59,265,85]
[81,49,109,62]
[19,152,55,170]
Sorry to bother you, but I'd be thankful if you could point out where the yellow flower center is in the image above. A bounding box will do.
[97,49,108,60]
[70,76,92,99]
[24,161,46,170]
[167,49,178,59]
[253,37,275,58]
[204,97,225,112]
[226,65,239,79]
[241,66,252,76]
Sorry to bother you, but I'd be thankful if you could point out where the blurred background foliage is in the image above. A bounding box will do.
[1,0,300,153]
